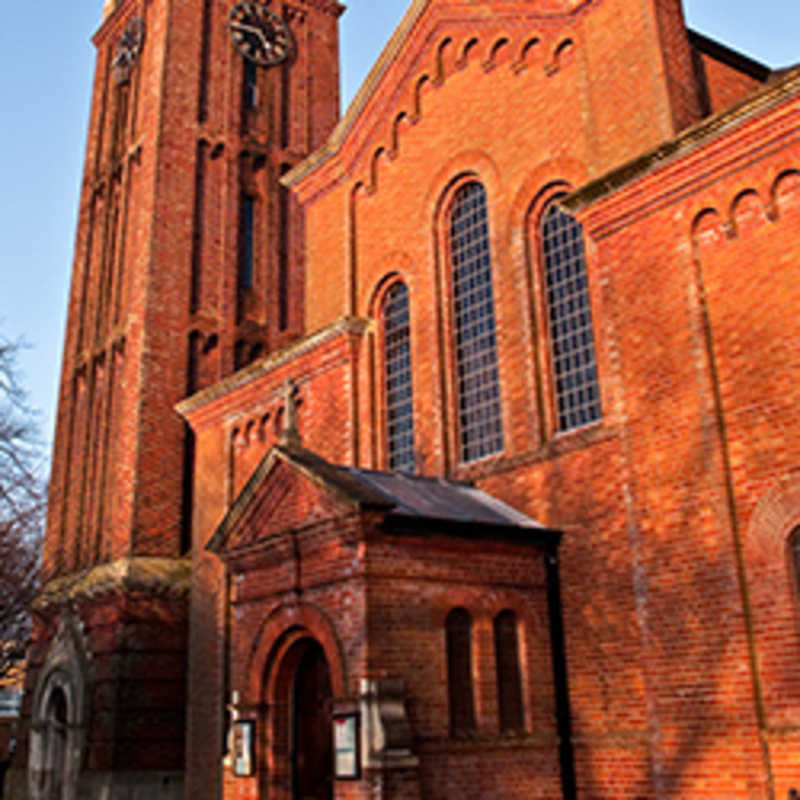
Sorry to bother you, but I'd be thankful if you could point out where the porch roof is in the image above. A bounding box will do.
[208,445,562,553]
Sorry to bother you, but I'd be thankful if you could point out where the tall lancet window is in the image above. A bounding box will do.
[383,282,415,472]
[446,608,476,736]
[494,610,524,732]
[540,201,601,431]
[243,58,258,108]
[449,181,503,462]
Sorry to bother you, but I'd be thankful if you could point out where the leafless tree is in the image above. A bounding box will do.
[0,336,45,682]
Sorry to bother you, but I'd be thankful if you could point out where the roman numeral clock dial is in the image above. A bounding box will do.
[228,1,293,66]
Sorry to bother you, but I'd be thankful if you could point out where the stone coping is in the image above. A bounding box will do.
[36,556,192,608]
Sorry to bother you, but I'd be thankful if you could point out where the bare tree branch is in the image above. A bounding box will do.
[0,335,45,681]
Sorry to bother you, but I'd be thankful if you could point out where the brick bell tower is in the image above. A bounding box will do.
[9,0,342,798]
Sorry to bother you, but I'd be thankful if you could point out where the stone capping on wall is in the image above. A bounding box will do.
[562,64,800,214]
[687,29,771,82]
[294,0,346,16]
[35,557,192,608]
[97,0,138,39]
[176,316,369,417]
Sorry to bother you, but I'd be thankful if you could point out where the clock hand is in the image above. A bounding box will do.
[230,21,262,36]
[230,20,275,51]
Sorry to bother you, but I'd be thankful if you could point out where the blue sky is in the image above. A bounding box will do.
[0,0,797,450]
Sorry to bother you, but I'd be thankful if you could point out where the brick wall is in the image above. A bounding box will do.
[574,89,800,796]
[32,0,800,797]
[186,5,800,799]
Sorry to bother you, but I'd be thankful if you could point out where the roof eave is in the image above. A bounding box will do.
[382,513,563,547]
[563,64,800,214]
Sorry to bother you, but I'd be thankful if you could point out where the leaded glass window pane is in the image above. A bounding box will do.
[541,201,601,431]
[450,182,504,462]
[384,283,415,472]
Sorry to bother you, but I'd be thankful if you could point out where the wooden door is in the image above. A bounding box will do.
[291,642,332,800]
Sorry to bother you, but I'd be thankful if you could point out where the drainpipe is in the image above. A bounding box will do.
[545,540,577,800]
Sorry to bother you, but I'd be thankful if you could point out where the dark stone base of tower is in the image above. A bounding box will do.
[8,561,189,800]
[14,0,800,797]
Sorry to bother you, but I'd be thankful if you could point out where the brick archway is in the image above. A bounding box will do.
[247,603,346,703]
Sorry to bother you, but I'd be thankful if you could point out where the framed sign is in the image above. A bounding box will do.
[233,720,255,777]
[333,713,360,780]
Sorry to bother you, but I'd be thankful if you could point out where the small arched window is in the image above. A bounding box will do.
[383,282,415,472]
[493,610,524,732]
[243,58,258,108]
[449,181,503,462]
[540,200,601,431]
[446,608,476,735]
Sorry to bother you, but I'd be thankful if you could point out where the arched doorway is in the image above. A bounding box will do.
[290,641,332,800]
[266,635,333,800]
[28,616,90,800]
[30,684,69,800]
[40,687,67,800]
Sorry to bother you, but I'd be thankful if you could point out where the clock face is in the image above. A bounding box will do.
[228,2,292,67]
[113,17,145,84]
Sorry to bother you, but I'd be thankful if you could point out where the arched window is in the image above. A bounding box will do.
[446,608,476,735]
[383,282,415,472]
[449,181,503,462]
[243,58,258,109]
[540,200,601,431]
[493,610,524,732]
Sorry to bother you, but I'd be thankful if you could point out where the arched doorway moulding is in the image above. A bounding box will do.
[28,614,91,800]
[245,602,347,704]
[244,605,343,800]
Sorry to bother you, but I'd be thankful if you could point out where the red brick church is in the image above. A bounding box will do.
[8,0,800,797]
